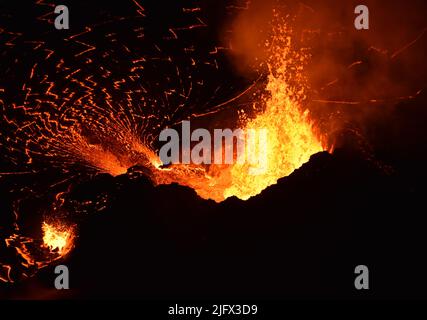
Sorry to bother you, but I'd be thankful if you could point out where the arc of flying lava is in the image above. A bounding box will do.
[0,3,327,284]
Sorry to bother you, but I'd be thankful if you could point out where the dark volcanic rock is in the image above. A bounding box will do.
[6,145,426,299]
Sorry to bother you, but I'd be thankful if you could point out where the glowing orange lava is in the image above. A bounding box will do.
[42,221,74,255]
[222,26,324,200]
[152,19,325,202]
[0,4,327,284]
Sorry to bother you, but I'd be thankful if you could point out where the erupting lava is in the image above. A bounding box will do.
[152,20,324,201]
[221,27,323,200]
[0,2,326,283]
[42,222,74,255]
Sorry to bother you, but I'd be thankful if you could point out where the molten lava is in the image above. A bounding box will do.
[152,20,325,202]
[222,36,323,199]
[0,3,327,283]
[42,222,74,255]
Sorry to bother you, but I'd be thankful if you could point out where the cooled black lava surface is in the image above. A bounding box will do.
[4,137,427,299]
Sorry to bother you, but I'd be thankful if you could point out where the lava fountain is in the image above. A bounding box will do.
[152,18,325,202]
